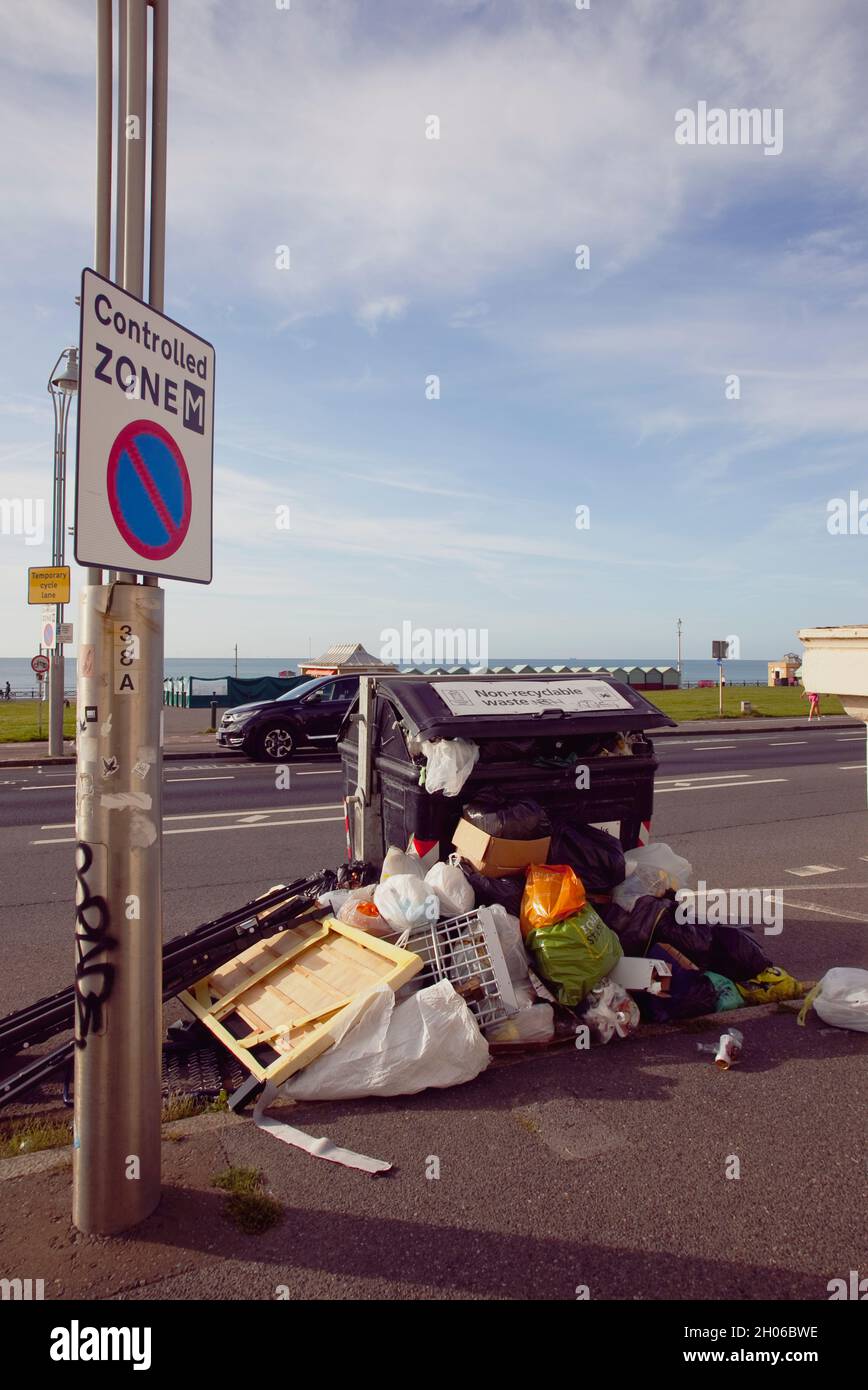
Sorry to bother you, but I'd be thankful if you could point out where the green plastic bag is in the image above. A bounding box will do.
[526,904,622,1007]
[704,971,744,1012]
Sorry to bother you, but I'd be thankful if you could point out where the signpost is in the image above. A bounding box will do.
[74,269,213,582]
[42,620,56,651]
[712,640,730,716]
[31,654,50,676]
[71,0,209,1238]
[27,566,70,605]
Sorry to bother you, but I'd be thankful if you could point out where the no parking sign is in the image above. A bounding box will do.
[74,268,214,583]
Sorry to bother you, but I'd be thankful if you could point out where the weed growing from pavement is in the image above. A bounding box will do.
[0,1117,72,1158]
[211,1165,283,1234]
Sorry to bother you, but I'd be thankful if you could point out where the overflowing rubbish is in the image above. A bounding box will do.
[520,863,586,935]
[550,821,626,896]
[797,968,868,1033]
[0,670,832,1130]
[178,916,422,1092]
[400,907,518,1029]
[525,903,623,1006]
[425,857,475,918]
[420,737,479,796]
[579,980,640,1044]
[736,966,806,1004]
[281,980,490,1101]
[374,874,440,930]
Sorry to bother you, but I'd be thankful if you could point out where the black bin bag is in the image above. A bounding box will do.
[550,821,626,894]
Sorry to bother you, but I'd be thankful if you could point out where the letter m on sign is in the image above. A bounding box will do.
[183,380,205,434]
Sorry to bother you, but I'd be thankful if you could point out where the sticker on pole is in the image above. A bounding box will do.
[74,268,214,583]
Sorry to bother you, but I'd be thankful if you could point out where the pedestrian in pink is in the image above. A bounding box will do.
[805,690,820,720]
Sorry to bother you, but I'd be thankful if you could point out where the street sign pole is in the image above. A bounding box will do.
[73,0,168,1235]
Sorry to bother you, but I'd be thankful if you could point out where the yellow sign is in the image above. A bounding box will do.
[27,566,71,605]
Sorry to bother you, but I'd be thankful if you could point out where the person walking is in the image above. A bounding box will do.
[3,681,10,701]
[805,689,821,720]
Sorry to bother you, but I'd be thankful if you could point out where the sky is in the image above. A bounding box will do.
[2,0,868,662]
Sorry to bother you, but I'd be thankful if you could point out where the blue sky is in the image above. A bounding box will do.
[2,0,868,660]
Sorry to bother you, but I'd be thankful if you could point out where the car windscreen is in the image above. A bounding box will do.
[276,679,321,702]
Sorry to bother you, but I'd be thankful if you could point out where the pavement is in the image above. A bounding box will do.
[0,730,865,1301]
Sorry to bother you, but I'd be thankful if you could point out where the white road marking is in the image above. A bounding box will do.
[39,802,343,830]
[836,736,864,741]
[839,764,865,771]
[165,775,235,783]
[656,777,787,794]
[780,898,868,924]
[294,769,342,776]
[21,783,75,790]
[688,743,737,750]
[656,771,751,783]
[784,864,844,877]
[32,813,344,845]
[769,740,806,746]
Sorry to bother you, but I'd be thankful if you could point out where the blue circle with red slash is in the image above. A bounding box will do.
[107,419,192,561]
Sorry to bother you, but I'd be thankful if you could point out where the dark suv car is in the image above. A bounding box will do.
[216,675,360,762]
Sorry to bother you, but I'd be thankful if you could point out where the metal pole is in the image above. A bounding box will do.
[73,0,167,1234]
[676,618,683,679]
[73,581,163,1233]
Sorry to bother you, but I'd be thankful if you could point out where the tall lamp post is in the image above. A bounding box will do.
[47,347,79,757]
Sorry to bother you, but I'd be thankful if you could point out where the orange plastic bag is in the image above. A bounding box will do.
[520,864,586,936]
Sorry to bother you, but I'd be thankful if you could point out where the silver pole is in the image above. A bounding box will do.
[73,0,166,1234]
[73,581,163,1233]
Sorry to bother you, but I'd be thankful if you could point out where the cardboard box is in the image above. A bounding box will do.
[610,956,673,995]
[452,817,550,876]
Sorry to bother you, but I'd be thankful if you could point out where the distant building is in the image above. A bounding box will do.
[768,658,800,687]
[299,642,397,677]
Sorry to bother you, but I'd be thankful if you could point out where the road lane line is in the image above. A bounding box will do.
[21,784,75,790]
[39,801,344,830]
[688,743,737,749]
[165,775,235,783]
[656,777,787,794]
[769,740,806,746]
[32,813,345,845]
[656,772,751,784]
[836,736,864,741]
[780,898,868,924]
[784,864,844,877]
[839,764,865,770]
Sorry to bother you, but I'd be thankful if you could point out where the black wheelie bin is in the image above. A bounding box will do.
[338,673,676,869]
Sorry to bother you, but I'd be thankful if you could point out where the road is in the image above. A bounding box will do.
[0,728,865,1302]
[1,726,865,1011]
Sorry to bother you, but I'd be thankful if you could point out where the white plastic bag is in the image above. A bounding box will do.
[425,858,475,918]
[614,843,692,906]
[337,885,394,938]
[374,874,439,930]
[283,980,490,1100]
[381,846,424,881]
[484,1003,554,1045]
[421,738,479,796]
[488,903,532,987]
[800,968,868,1033]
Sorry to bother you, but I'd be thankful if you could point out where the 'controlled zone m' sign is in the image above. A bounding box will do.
[74,268,215,583]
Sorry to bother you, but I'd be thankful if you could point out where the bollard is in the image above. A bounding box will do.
[210,699,218,730]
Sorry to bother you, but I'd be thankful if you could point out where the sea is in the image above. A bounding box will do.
[2,655,774,697]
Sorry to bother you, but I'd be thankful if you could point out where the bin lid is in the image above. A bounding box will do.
[368,675,677,739]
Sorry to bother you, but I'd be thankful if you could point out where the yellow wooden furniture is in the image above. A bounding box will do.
[179,916,422,1089]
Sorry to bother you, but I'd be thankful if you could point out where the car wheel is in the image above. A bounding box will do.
[256,724,295,762]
